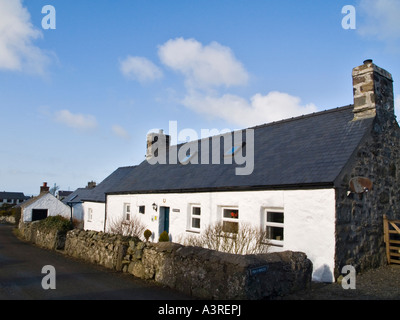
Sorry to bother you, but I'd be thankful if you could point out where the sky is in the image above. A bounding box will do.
[1,0,400,196]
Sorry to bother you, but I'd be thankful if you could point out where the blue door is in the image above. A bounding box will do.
[159,207,170,235]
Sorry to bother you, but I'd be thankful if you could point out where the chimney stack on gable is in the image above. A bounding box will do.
[40,182,49,194]
[146,129,171,160]
[352,59,394,121]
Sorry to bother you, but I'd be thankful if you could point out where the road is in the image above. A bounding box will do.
[0,224,192,300]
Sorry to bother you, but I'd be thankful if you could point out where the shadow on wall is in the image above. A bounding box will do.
[313,264,333,283]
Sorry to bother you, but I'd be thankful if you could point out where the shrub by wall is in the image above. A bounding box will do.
[18,216,73,250]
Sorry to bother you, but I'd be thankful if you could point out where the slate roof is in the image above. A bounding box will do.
[64,166,137,203]
[63,188,92,204]
[58,191,73,198]
[18,192,49,208]
[107,105,374,194]
[0,192,29,200]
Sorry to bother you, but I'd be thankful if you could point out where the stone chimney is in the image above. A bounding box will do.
[40,182,50,193]
[352,59,394,121]
[146,129,170,160]
[87,181,96,189]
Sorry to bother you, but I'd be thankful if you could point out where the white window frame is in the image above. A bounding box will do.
[187,204,201,232]
[87,208,93,222]
[221,206,239,234]
[264,208,284,247]
[124,203,131,221]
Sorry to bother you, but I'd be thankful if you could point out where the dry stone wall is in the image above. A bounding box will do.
[64,229,312,300]
[335,116,400,277]
[0,216,16,224]
[18,221,66,250]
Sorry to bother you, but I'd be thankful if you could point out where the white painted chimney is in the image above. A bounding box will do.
[146,129,171,160]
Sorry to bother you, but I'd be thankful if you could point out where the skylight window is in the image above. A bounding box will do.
[180,151,197,165]
[224,142,246,157]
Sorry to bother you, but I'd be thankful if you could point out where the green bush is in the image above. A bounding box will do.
[37,215,73,233]
[0,204,14,216]
[158,230,169,242]
[144,229,152,241]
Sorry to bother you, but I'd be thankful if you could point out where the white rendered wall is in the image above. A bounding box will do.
[83,202,105,232]
[284,189,336,282]
[23,193,71,222]
[106,188,336,282]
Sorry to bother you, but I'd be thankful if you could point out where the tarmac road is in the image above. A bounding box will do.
[0,224,192,300]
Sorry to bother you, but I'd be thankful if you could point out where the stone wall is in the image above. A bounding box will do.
[64,229,312,300]
[18,221,67,251]
[0,215,16,224]
[64,229,131,270]
[335,115,400,277]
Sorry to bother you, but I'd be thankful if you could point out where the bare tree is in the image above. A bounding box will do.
[181,221,270,255]
[107,215,147,240]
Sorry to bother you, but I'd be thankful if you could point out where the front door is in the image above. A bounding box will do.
[159,207,170,235]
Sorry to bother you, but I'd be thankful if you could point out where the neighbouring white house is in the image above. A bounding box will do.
[0,192,29,207]
[20,183,71,222]
[63,168,136,232]
[85,60,400,283]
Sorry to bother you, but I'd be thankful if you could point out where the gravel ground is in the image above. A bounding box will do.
[276,264,400,300]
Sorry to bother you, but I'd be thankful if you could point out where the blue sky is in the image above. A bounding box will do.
[1,0,399,196]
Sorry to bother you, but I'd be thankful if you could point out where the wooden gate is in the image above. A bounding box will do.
[383,215,400,265]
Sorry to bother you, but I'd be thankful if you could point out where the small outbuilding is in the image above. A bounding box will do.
[20,182,71,222]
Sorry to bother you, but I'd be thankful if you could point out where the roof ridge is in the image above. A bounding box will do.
[249,105,354,130]
[167,105,354,148]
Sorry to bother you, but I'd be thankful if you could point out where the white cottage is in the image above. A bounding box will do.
[99,60,399,283]
[20,183,71,222]
[64,167,135,231]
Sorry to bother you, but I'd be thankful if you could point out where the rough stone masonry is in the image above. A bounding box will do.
[335,60,400,278]
[63,228,312,300]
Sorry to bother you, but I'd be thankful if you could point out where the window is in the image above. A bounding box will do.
[124,203,131,221]
[265,210,284,244]
[87,208,93,222]
[180,150,198,165]
[189,205,201,230]
[139,205,145,214]
[222,207,239,233]
[224,142,246,157]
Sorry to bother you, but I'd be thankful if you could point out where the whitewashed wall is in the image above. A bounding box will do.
[83,202,105,232]
[105,188,336,282]
[23,193,71,222]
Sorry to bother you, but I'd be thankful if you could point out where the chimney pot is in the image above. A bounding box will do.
[363,59,373,65]
[40,182,50,193]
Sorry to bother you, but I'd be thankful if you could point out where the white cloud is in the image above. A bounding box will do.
[358,0,400,41]
[112,125,131,140]
[0,0,50,74]
[54,110,98,130]
[183,91,318,127]
[158,37,249,89]
[120,56,163,83]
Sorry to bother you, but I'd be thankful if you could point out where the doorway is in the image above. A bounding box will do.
[32,209,48,221]
[159,206,170,236]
